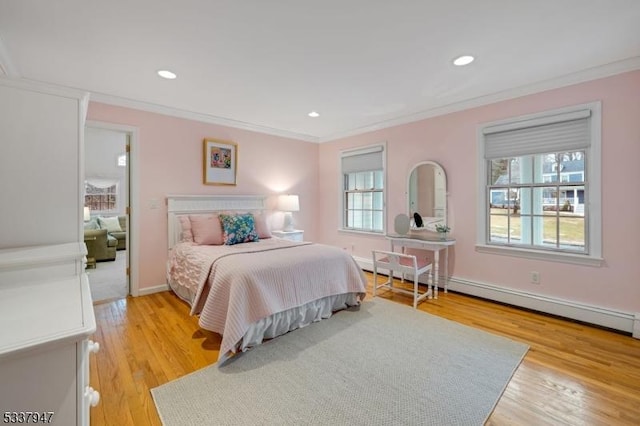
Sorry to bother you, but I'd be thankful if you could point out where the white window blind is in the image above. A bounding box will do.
[341,145,384,173]
[483,109,591,159]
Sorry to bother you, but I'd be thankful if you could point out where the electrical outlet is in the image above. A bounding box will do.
[530,271,540,284]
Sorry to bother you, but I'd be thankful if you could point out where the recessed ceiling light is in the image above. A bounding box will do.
[157,70,177,79]
[308,111,320,118]
[453,55,474,66]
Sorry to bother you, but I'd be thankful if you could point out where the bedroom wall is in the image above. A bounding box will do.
[317,70,640,315]
[87,103,319,290]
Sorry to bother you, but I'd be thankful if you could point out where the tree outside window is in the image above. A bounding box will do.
[84,181,118,213]
[487,151,586,253]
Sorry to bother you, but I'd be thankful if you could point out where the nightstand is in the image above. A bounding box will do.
[272,230,304,242]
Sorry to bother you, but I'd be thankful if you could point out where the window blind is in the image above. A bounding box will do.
[341,145,384,173]
[483,109,591,159]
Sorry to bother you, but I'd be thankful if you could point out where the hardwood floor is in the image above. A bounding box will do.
[90,273,640,425]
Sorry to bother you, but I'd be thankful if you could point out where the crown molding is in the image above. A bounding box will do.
[5,52,637,144]
[318,56,640,142]
[0,76,89,103]
[90,92,320,143]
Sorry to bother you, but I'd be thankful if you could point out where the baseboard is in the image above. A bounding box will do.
[137,283,170,296]
[353,255,637,336]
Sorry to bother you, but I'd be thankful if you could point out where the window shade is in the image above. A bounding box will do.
[484,109,591,159]
[341,145,384,173]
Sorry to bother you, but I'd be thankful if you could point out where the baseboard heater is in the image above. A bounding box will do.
[353,255,638,338]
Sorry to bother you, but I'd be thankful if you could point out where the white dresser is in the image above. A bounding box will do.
[0,243,99,426]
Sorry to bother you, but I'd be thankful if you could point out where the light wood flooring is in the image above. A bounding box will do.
[90,273,640,425]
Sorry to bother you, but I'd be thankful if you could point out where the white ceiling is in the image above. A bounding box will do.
[1,1,639,142]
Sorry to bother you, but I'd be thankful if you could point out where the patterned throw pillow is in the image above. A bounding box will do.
[219,213,259,245]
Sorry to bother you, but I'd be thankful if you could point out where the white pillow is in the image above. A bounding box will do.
[98,216,122,233]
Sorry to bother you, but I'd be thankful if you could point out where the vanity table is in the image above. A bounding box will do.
[386,233,455,298]
[389,159,455,299]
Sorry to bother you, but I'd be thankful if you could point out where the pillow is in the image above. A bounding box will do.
[98,216,122,233]
[84,217,100,229]
[189,214,224,245]
[253,213,272,239]
[84,218,99,230]
[178,216,194,242]
[219,213,259,245]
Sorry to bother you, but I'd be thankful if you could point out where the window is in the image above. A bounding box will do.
[478,103,602,265]
[84,179,119,214]
[341,144,385,233]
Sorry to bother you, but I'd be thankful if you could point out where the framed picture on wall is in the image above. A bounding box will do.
[203,138,237,185]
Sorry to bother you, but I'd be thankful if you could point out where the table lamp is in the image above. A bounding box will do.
[277,195,299,232]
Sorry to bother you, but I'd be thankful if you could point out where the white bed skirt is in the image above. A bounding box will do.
[167,272,361,364]
[221,293,361,364]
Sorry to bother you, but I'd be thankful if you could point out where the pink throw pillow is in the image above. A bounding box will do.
[253,213,272,238]
[189,214,224,245]
[179,216,194,242]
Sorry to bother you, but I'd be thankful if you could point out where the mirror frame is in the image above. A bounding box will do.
[406,160,447,230]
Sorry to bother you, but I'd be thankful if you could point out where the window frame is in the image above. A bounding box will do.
[476,102,603,266]
[84,179,120,215]
[339,143,387,235]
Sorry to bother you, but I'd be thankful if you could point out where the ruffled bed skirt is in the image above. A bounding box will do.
[231,293,361,363]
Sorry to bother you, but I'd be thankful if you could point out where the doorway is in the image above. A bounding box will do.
[83,123,135,302]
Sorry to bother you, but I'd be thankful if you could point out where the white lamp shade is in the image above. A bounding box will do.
[277,194,299,212]
[84,207,91,221]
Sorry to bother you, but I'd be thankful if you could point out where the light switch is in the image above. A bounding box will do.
[149,199,160,209]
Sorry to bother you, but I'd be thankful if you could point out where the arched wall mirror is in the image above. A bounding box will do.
[407,161,447,231]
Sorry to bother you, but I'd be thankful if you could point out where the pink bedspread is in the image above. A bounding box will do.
[167,239,367,360]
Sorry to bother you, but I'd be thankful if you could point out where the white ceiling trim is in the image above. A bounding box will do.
[90,92,321,144]
[22,55,639,145]
[0,76,89,102]
[318,56,640,142]
[0,36,20,77]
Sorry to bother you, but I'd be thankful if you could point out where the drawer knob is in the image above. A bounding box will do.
[85,386,100,407]
[88,340,100,353]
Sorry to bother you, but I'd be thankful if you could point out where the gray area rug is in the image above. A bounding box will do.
[152,298,528,425]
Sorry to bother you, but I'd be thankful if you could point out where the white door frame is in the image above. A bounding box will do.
[85,120,141,296]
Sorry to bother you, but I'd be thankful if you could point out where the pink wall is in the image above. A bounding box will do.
[318,70,640,313]
[87,103,319,289]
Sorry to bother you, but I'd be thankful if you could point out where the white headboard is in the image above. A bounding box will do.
[167,195,267,249]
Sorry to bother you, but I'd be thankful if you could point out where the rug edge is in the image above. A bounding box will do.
[482,344,530,423]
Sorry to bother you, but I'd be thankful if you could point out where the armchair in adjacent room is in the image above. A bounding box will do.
[83,228,117,263]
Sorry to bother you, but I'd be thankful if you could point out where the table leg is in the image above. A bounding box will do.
[433,250,439,299]
[444,247,449,293]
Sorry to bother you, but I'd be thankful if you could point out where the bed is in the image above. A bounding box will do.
[166,195,367,363]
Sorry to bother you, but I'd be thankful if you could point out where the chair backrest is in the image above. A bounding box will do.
[372,250,430,274]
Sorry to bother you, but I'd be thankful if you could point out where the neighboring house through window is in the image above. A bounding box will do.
[340,144,386,233]
[477,102,602,265]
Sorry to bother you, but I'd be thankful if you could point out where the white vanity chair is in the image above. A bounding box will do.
[372,214,434,309]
